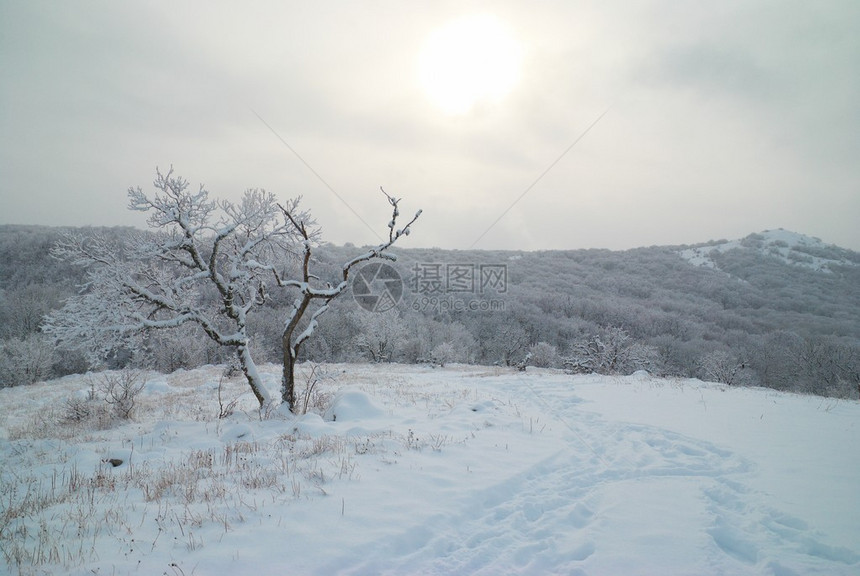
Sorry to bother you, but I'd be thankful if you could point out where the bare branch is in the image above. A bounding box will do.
[276,188,420,411]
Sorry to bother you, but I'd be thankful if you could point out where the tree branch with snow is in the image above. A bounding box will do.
[277,189,421,411]
[45,168,421,413]
[45,168,308,408]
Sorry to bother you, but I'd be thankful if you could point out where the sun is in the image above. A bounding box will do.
[418,15,523,115]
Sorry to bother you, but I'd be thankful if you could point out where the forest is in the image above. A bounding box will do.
[1,224,858,399]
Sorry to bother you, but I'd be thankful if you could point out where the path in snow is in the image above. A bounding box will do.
[328,373,858,576]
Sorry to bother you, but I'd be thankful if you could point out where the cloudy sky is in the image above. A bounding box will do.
[2,1,858,251]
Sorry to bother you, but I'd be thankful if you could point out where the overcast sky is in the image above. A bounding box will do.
[2,1,858,251]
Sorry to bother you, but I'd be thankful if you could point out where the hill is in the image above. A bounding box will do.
[679,229,860,273]
[1,225,858,397]
[321,228,860,396]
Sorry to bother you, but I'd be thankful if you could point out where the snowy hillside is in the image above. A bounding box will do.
[679,228,858,273]
[4,225,860,399]
[2,364,858,575]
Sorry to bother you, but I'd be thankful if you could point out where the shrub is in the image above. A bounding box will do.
[89,370,146,419]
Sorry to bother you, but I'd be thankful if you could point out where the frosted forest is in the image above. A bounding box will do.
[1,218,857,398]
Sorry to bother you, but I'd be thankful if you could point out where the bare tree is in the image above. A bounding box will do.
[277,190,420,411]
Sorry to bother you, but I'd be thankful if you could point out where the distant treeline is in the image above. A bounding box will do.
[1,225,858,398]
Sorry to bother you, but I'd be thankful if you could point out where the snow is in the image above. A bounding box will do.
[323,389,386,421]
[1,364,858,575]
[678,228,856,273]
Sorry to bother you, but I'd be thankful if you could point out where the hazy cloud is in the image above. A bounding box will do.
[1,1,858,251]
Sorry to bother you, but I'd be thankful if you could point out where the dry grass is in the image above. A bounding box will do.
[0,362,488,574]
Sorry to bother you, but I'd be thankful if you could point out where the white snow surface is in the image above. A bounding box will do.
[1,364,858,575]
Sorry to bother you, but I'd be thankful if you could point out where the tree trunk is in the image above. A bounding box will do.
[237,344,269,408]
[281,293,312,413]
[282,340,297,413]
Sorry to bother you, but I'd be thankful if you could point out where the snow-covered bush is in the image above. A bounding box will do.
[528,342,561,368]
[0,333,55,387]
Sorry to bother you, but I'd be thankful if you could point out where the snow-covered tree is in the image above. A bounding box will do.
[698,350,753,386]
[0,285,63,339]
[749,330,804,391]
[400,317,478,365]
[432,322,479,366]
[480,317,530,366]
[796,336,860,397]
[44,168,302,407]
[431,341,456,367]
[140,323,214,373]
[352,309,408,363]
[564,325,655,375]
[44,169,420,413]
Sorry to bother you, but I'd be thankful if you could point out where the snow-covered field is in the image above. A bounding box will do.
[1,363,858,575]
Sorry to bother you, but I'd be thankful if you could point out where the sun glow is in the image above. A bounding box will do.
[418,15,523,115]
